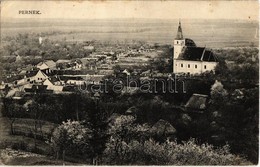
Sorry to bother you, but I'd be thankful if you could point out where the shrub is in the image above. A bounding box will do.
[104,138,250,165]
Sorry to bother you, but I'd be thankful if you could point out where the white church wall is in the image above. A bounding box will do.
[201,62,218,73]
[174,60,218,74]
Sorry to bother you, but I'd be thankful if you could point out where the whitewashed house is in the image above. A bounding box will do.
[14,70,48,86]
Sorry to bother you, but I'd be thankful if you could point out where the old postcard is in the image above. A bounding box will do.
[0,0,259,165]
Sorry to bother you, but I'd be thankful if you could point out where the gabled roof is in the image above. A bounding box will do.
[25,70,38,78]
[37,60,56,69]
[25,70,48,78]
[177,47,217,62]
[185,93,208,110]
[150,119,176,135]
[44,60,56,69]
[56,59,70,64]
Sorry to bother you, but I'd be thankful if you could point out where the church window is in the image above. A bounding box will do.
[177,41,179,44]
[195,65,197,68]
[188,64,190,68]
[204,65,207,69]
[176,64,177,66]
[181,64,183,67]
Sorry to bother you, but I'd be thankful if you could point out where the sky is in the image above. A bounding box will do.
[1,1,259,21]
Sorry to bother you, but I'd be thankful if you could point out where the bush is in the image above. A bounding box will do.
[104,137,250,165]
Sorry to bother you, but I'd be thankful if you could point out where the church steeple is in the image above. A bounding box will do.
[176,21,183,39]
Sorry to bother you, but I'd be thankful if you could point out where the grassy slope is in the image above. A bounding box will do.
[0,102,80,165]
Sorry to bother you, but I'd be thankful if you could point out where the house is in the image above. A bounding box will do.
[43,78,64,93]
[98,70,114,76]
[80,57,98,69]
[56,59,70,64]
[83,75,104,85]
[83,45,95,51]
[56,59,82,70]
[36,60,56,74]
[14,70,48,86]
[185,93,208,113]
[58,76,85,86]
[71,60,82,70]
[24,70,49,84]
[150,119,176,136]
[173,21,218,74]
[18,66,36,75]
[66,79,85,86]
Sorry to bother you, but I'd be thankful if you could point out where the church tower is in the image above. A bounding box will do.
[173,21,185,59]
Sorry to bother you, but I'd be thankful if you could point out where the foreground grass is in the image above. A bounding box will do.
[0,148,82,165]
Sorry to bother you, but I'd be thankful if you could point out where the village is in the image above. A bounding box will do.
[0,40,167,97]
[0,19,258,165]
[0,22,220,100]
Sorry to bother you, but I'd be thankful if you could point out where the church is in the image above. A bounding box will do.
[173,21,218,74]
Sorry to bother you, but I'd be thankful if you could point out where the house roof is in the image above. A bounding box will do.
[25,70,38,78]
[49,76,60,83]
[185,93,208,110]
[177,47,217,62]
[37,60,56,69]
[150,119,176,135]
[4,75,24,83]
[80,57,98,65]
[25,70,48,78]
[56,59,70,64]
[58,76,84,81]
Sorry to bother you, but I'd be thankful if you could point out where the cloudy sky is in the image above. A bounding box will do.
[1,1,259,21]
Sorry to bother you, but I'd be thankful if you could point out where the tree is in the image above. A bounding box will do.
[6,103,22,135]
[50,120,92,162]
[210,80,228,106]
[104,114,152,164]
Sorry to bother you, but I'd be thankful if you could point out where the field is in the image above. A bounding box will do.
[1,18,258,48]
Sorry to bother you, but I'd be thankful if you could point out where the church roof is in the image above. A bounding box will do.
[177,46,217,62]
[185,38,196,47]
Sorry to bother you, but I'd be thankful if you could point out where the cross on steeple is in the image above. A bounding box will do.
[176,20,183,39]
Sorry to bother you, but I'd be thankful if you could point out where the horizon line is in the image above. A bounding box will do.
[2,17,258,22]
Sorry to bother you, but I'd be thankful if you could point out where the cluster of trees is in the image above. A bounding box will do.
[214,47,259,83]
[1,33,90,59]
[50,115,249,165]
[2,79,258,164]
[149,45,173,73]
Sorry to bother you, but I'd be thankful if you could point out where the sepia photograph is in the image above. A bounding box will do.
[0,0,259,165]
